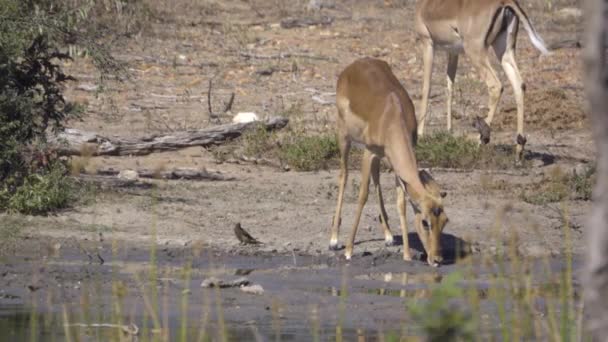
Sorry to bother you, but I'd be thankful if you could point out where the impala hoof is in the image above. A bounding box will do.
[384,238,397,247]
[516,134,527,146]
[473,116,491,144]
[328,243,343,251]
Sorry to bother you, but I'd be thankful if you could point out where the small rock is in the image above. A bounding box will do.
[77,83,99,92]
[573,163,591,176]
[232,112,259,124]
[118,169,139,181]
[520,244,549,258]
[557,7,582,19]
[306,0,335,11]
[240,284,264,295]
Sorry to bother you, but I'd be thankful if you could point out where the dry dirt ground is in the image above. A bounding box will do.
[0,0,594,338]
[44,0,591,258]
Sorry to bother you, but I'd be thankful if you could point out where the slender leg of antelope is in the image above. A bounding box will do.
[446,52,459,132]
[417,40,435,136]
[413,210,431,258]
[329,129,350,250]
[494,18,526,160]
[396,180,411,261]
[502,53,525,159]
[345,149,373,260]
[370,156,395,246]
[465,46,502,144]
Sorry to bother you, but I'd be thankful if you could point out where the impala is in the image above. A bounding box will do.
[329,58,448,266]
[415,0,550,159]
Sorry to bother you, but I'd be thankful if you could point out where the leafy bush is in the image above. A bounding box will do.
[408,272,475,342]
[416,132,527,170]
[570,164,595,200]
[279,134,339,171]
[2,162,72,215]
[0,0,120,214]
[416,132,480,169]
[242,123,278,158]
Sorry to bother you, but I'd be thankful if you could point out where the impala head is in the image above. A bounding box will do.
[410,170,448,267]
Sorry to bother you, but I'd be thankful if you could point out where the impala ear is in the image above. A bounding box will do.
[440,191,447,198]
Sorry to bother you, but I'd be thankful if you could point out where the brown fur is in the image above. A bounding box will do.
[329,58,448,266]
[415,0,548,159]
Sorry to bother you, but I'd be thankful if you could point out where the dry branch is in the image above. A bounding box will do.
[73,174,154,189]
[96,167,235,181]
[51,116,288,156]
[240,51,337,62]
[548,39,582,50]
[280,16,334,29]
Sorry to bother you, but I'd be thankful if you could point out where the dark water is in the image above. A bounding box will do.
[0,240,583,341]
[0,306,386,341]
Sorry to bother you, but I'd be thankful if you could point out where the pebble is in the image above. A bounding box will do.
[240,284,264,295]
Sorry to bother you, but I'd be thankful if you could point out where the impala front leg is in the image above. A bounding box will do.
[396,180,411,261]
[371,156,395,246]
[345,149,373,260]
[329,131,350,250]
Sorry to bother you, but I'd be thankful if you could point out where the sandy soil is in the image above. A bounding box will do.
[29,0,590,259]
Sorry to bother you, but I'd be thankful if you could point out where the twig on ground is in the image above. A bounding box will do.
[95,167,236,181]
[224,92,235,113]
[207,78,218,122]
[65,323,139,336]
[240,51,338,62]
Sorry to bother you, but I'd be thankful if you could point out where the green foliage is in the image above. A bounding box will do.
[1,162,72,215]
[242,123,277,158]
[416,132,527,170]
[0,0,97,214]
[279,133,339,171]
[408,272,475,342]
[570,164,595,200]
[416,132,480,169]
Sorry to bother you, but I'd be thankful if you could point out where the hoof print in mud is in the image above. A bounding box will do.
[473,116,491,144]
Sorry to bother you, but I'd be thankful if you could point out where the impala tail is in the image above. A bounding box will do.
[506,0,550,54]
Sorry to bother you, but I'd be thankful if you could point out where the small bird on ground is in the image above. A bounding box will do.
[234,222,262,245]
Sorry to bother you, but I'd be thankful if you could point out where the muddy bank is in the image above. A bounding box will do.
[0,235,583,340]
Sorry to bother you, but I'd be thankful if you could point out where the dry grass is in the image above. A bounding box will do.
[521,165,595,205]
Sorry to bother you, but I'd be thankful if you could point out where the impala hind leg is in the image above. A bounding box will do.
[446,52,459,132]
[465,46,502,144]
[345,149,373,260]
[494,16,526,160]
[371,156,395,246]
[329,130,350,250]
[396,178,412,261]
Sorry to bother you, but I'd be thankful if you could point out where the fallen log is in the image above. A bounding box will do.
[51,116,288,156]
[96,167,235,181]
[280,16,334,29]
